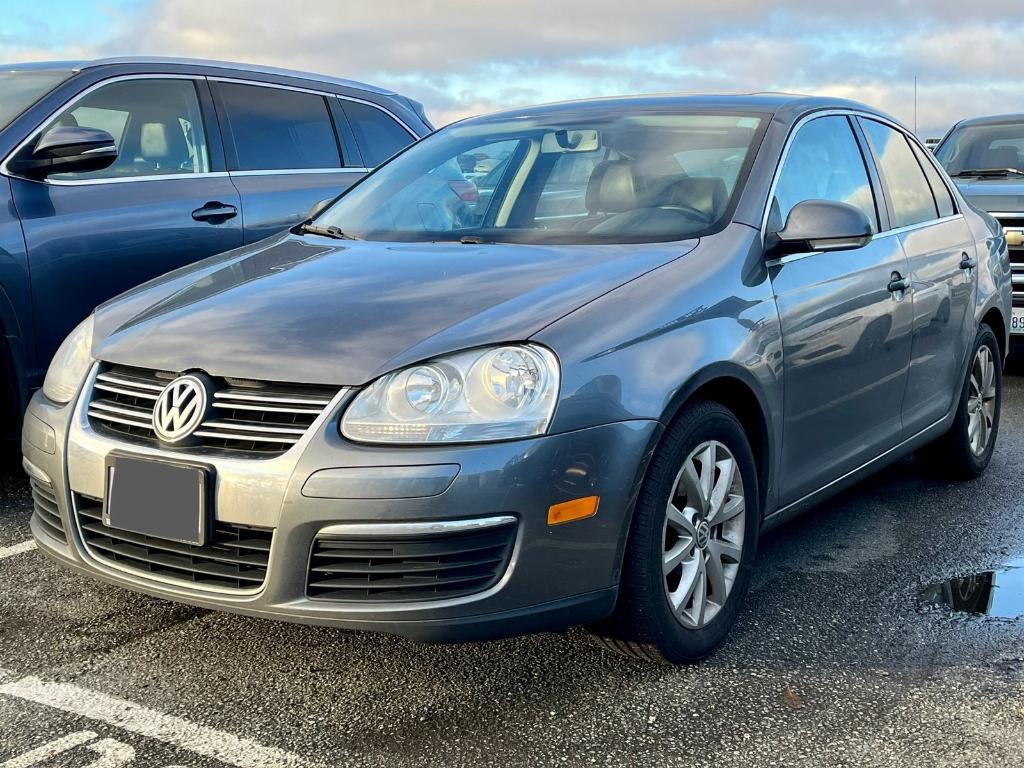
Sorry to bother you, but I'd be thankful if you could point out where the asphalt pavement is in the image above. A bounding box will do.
[2,372,1024,767]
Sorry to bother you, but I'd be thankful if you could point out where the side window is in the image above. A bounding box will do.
[341,100,414,167]
[218,83,341,171]
[861,119,938,228]
[772,115,878,232]
[910,140,955,218]
[33,78,210,180]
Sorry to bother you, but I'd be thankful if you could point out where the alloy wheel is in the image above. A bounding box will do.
[967,345,997,457]
[662,440,746,629]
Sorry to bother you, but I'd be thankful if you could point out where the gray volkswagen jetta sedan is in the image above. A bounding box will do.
[22,94,1011,663]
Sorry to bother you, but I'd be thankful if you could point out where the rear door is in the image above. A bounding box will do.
[859,118,976,437]
[767,114,914,504]
[8,75,243,367]
[211,80,367,243]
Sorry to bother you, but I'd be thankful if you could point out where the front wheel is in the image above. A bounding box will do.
[916,324,1002,479]
[588,399,759,664]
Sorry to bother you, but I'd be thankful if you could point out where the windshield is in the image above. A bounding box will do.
[315,109,766,244]
[0,69,73,130]
[935,121,1024,176]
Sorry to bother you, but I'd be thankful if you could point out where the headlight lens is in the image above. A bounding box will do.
[342,344,560,444]
[42,314,95,404]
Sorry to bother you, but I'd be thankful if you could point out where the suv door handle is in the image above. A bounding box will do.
[888,274,912,293]
[192,202,238,223]
[960,252,977,270]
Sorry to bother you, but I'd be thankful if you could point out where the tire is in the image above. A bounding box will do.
[916,324,1002,479]
[588,399,760,664]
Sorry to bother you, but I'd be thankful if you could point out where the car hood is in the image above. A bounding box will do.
[93,233,696,385]
[953,177,1024,213]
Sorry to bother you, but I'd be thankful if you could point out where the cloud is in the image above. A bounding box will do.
[3,0,1024,133]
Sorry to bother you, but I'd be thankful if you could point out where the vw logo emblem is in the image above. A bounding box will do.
[153,375,208,443]
[695,520,711,550]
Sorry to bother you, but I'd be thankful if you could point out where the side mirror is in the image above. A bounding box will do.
[306,197,334,221]
[11,126,118,179]
[767,199,872,256]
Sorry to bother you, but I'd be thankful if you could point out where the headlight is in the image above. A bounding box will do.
[42,314,95,404]
[341,344,560,444]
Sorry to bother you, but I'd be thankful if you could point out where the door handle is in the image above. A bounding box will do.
[192,202,238,223]
[888,274,912,293]
[960,252,977,271]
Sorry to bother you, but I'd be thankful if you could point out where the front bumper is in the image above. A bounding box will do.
[22,368,659,642]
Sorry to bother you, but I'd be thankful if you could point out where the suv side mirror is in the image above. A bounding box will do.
[767,199,872,256]
[11,126,118,179]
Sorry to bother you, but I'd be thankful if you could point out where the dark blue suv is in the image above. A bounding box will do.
[0,57,431,439]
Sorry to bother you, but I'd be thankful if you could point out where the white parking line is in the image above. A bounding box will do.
[0,730,97,768]
[0,670,321,768]
[0,541,36,561]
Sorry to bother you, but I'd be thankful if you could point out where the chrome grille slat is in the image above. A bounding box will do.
[87,364,341,458]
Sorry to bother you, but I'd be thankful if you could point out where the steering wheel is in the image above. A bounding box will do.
[657,203,714,225]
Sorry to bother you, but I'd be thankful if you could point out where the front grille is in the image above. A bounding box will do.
[74,495,273,591]
[996,217,1024,307]
[307,518,517,602]
[30,478,66,543]
[87,364,339,457]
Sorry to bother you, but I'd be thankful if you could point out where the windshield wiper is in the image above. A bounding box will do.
[952,168,1024,178]
[298,223,359,240]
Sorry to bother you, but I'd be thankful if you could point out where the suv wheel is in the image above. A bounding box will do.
[588,399,760,664]
[917,324,1002,479]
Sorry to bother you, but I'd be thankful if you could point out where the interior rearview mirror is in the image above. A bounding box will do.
[767,199,873,257]
[540,129,600,154]
[11,125,118,179]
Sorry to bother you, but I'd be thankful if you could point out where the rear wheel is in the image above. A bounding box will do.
[916,324,1002,479]
[588,399,759,664]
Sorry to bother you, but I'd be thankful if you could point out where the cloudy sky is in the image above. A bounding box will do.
[3,0,1023,135]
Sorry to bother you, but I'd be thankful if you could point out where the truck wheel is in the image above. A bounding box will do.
[916,324,1002,479]
[588,399,760,664]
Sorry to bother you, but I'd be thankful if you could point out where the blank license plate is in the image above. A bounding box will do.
[1013,307,1024,335]
[104,456,210,546]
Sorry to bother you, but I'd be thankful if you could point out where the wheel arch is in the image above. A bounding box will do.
[657,363,774,518]
[980,305,1007,362]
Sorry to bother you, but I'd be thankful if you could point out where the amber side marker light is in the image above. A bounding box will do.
[547,496,600,526]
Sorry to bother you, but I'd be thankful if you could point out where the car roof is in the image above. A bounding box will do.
[952,113,1024,128]
[468,92,900,128]
[0,56,396,96]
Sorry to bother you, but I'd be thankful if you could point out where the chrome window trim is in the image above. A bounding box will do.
[760,108,959,250]
[0,73,215,186]
[228,167,371,177]
[988,212,1024,219]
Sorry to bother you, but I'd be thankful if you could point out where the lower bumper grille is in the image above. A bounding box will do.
[74,495,273,591]
[307,518,517,602]
[30,478,66,543]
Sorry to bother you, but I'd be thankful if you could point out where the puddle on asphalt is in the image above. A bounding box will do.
[920,559,1024,619]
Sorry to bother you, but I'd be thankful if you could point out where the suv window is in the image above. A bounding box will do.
[861,119,938,228]
[342,100,414,167]
[34,78,210,181]
[218,83,341,171]
[772,115,878,232]
[910,140,955,218]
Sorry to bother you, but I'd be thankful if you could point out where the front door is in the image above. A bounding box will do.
[9,76,243,372]
[767,115,914,505]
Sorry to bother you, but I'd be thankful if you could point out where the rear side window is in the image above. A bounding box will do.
[772,115,878,232]
[861,119,938,228]
[342,100,414,167]
[218,83,341,171]
[910,140,956,218]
